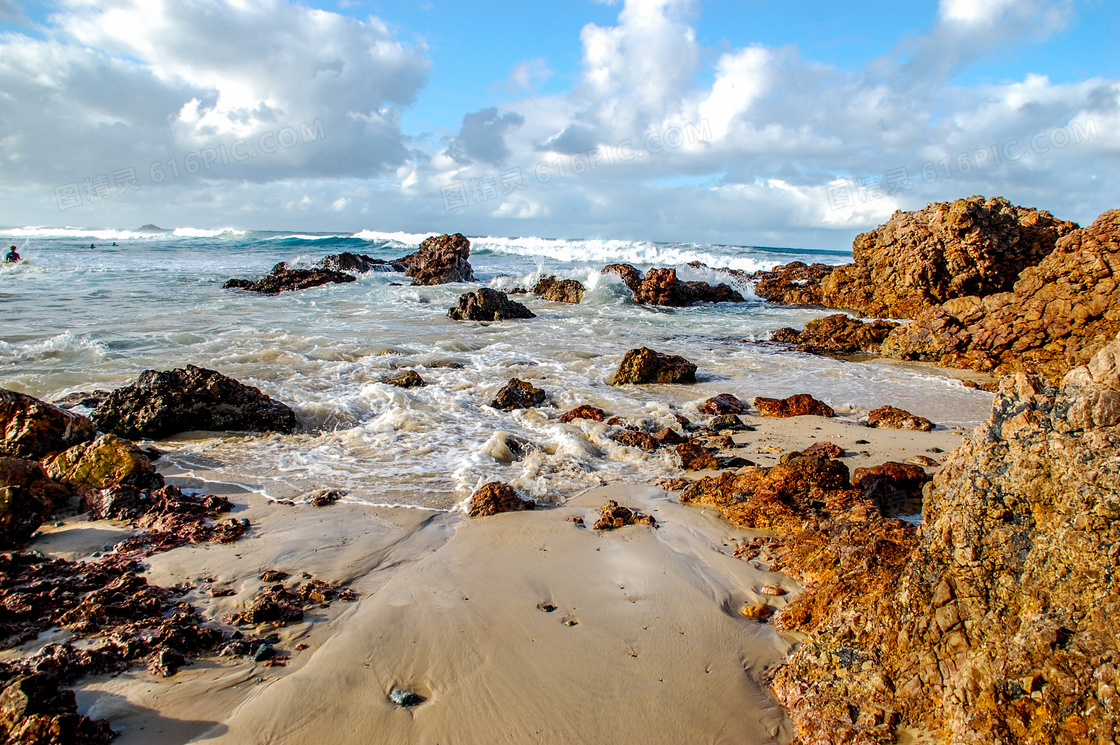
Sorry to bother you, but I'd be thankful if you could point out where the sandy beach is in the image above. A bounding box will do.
[19,404,966,745]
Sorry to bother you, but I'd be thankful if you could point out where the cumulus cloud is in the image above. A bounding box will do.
[0,0,25,23]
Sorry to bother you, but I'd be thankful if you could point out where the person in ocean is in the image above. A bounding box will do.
[4,246,19,263]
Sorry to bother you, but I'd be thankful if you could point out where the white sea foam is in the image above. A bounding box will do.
[351,229,433,247]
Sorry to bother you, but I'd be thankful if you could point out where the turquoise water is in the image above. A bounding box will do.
[0,227,991,509]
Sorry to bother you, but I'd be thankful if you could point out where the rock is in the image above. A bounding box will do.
[259,569,288,583]
[228,573,354,626]
[905,455,939,467]
[0,674,115,745]
[601,263,644,293]
[43,434,163,493]
[749,261,832,305]
[489,378,546,411]
[610,430,658,452]
[90,485,248,553]
[754,394,835,418]
[394,233,474,285]
[656,477,690,491]
[79,484,144,521]
[532,276,585,303]
[316,252,403,273]
[803,441,844,459]
[447,288,535,321]
[559,405,606,423]
[706,414,753,432]
[468,481,535,518]
[881,208,1120,384]
[92,365,298,439]
[820,196,1077,318]
[866,405,935,432]
[592,500,657,530]
[851,462,928,507]
[761,585,787,596]
[0,457,65,549]
[772,314,900,355]
[702,394,747,415]
[764,331,1120,744]
[250,643,275,663]
[740,603,773,620]
[389,689,426,707]
[718,456,755,469]
[52,390,111,411]
[307,489,344,507]
[0,389,96,460]
[675,441,718,471]
[610,348,697,385]
[649,427,686,447]
[382,370,425,388]
[223,261,357,294]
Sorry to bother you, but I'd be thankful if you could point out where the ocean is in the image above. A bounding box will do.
[0,227,993,510]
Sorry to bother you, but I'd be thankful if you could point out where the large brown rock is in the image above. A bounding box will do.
[490,378,546,411]
[771,314,900,355]
[763,331,1120,744]
[866,405,935,431]
[601,263,644,293]
[749,261,832,305]
[881,208,1120,384]
[559,405,606,423]
[92,365,298,440]
[532,276,584,303]
[820,196,1077,318]
[702,394,747,415]
[223,261,357,294]
[610,348,697,385]
[754,394,834,418]
[601,264,743,305]
[395,233,474,285]
[0,389,95,460]
[447,288,535,321]
[0,457,67,549]
[42,434,163,493]
[468,481,535,518]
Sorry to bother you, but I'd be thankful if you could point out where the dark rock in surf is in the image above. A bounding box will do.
[448,288,535,321]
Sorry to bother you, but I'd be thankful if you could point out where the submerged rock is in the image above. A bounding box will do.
[447,288,535,321]
[92,365,298,440]
[754,394,835,418]
[866,405,935,432]
[601,264,743,306]
[0,389,96,460]
[559,405,606,423]
[610,348,697,385]
[43,434,163,493]
[532,276,585,303]
[468,481,535,518]
[395,233,474,285]
[382,370,425,388]
[490,378,546,411]
[223,261,356,294]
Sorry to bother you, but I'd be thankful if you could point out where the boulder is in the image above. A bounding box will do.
[592,500,657,530]
[0,389,95,460]
[0,457,67,549]
[316,252,404,273]
[610,348,697,385]
[702,394,747,415]
[42,434,163,493]
[675,441,717,471]
[881,208,1120,384]
[490,379,546,411]
[395,233,474,285]
[0,674,115,745]
[601,264,744,305]
[92,365,298,439]
[601,264,644,293]
[851,462,929,506]
[382,370,425,388]
[821,196,1077,318]
[223,261,357,294]
[447,288,535,321]
[866,405,935,432]
[468,481,535,518]
[754,394,835,418]
[559,405,606,423]
[532,276,585,303]
[771,314,900,355]
[749,261,832,305]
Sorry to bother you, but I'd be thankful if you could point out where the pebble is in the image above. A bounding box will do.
[761,585,787,596]
[251,643,276,662]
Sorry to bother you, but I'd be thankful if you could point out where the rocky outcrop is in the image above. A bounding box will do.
[468,481,535,518]
[610,348,697,385]
[771,314,900,355]
[533,276,585,303]
[223,261,356,294]
[42,434,163,493]
[447,288,535,321]
[754,394,835,418]
[0,457,67,549]
[0,389,95,460]
[395,233,474,285]
[821,196,1077,319]
[751,331,1120,744]
[881,209,1120,384]
[601,264,744,305]
[92,365,298,439]
[559,405,606,423]
[316,252,404,273]
[866,405,935,432]
[490,379,546,411]
[749,261,832,305]
[702,394,747,415]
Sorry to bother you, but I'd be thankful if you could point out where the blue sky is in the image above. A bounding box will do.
[0,0,1117,247]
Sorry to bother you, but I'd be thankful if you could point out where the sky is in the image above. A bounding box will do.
[0,0,1117,248]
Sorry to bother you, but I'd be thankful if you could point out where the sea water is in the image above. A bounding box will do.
[0,227,993,509]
